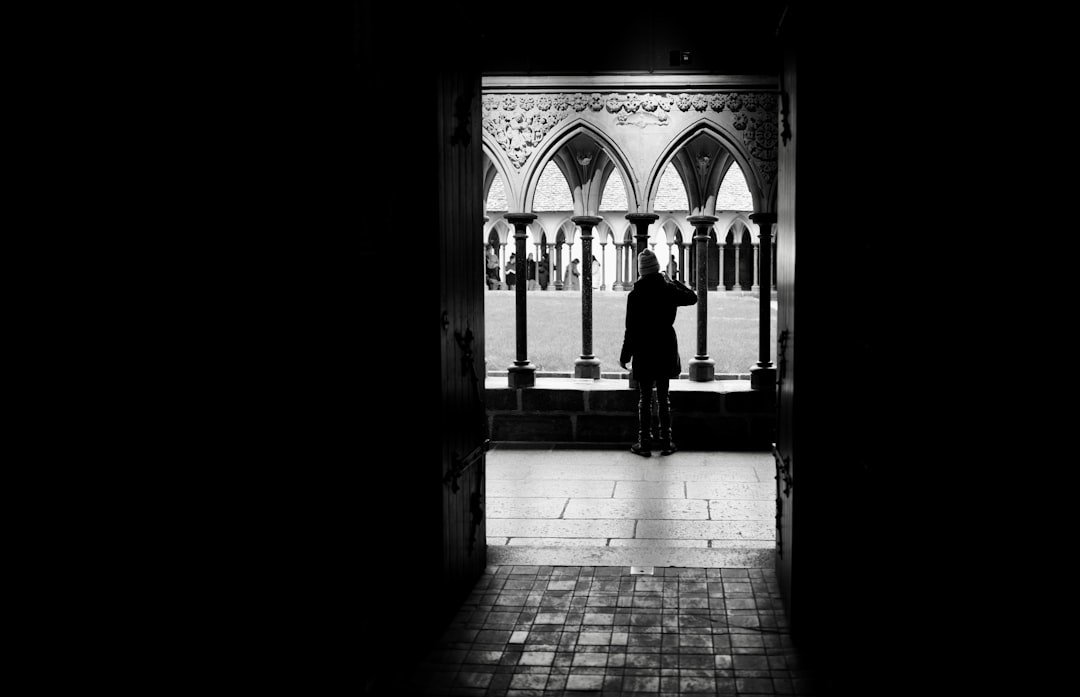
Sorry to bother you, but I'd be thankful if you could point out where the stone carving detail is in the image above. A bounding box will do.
[615,111,669,128]
[696,155,711,179]
[482,91,777,175]
[743,114,778,186]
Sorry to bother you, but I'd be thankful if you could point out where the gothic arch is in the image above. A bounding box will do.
[595,220,615,246]
[522,119,640,215]
[484,218,511,245]
[482,142,518,214]
[658,216,692,245]
[645,120,765,216]
[722,213,754,237]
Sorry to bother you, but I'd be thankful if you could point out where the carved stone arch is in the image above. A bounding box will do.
[722,213,753,237]
[555,217,578,244]
[645,119,765,217]
[522,119,639,215]
[595,219,615,245]
[482,139,520,212]
[482,156,499,211]
[661,219,683,245]
[485,219,512,246]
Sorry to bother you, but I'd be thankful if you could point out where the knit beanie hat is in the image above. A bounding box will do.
[638,249,660,276]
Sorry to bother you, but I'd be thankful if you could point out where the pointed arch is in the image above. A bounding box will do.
[532,161,575,211]
[660,218,686,245]
[599,168,628,212]
[522,119,640,214]
[482,140,519,213]
[721,213,754,237]
[595,220,615,246]
[644,119,764,216]
[483,218,512,246]
[716,162,755,212]
[654,163,689,211]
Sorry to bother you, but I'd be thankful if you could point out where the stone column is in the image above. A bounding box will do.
[749,213,777,390]
[600,242,607,291]
[622,243,631,289]
[734,243,741,290]
[751,242,760,291]
[627,213,657,273]
[505,213,537,388]
[678,243,687,283]
[555,241,564,290]
[545,242,554,291]
[687,216,718,382]
[573,216,602,379]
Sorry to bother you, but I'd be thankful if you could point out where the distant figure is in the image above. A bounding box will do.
[592,254,601,289]
[619,249,697,457]
[565,258,581,290]
[538,252,549,290]
[526,253,538,290]
[485,245,500,290]
[668,254,678,280]
[505,253,517,290]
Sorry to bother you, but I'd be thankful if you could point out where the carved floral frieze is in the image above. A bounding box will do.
[483,91,778,181]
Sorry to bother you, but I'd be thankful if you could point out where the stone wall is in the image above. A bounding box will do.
[486,383,774,450]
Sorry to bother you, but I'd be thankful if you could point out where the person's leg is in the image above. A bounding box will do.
[656,378,675,455]
[632,377,654,456]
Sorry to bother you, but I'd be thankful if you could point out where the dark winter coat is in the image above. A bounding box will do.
[619,272,697,381]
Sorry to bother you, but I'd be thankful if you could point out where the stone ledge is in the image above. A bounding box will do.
[487,544,776,568]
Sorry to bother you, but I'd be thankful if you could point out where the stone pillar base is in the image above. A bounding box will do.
[750,365,776,391]
[688,358,715,382]
[508,364,536,388]
[574,358,602,380]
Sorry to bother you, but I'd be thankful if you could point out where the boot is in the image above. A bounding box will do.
[658,394,676,455]
[631,396,652,457]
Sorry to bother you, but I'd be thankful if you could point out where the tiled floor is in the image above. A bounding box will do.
[486,447,776,568]
[390,448,820,696]
[404,564,820,696]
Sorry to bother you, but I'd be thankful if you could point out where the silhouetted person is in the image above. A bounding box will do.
[505,253,516,290]
[538,253,549,290]
[526,253,538,290]
[565,258,581,290]
[485,245,500,290]
[618,249,697,457]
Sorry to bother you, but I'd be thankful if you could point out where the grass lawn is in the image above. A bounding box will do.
[484,289,776,375]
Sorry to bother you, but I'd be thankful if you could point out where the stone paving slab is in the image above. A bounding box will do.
[642,465,762,482]
[484,448,778,566]
[607,538,709,548]
[708,499,774,521]
[519,463,648,481]
[487,519,637,539]
[563,498,710,520]
[504,537,610,547]
[487,546,776,568]
[487,480,617,497]
[636,520,776,541]
[486,497,568,519]
[612,481,687,498]
[686,481,775,500]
